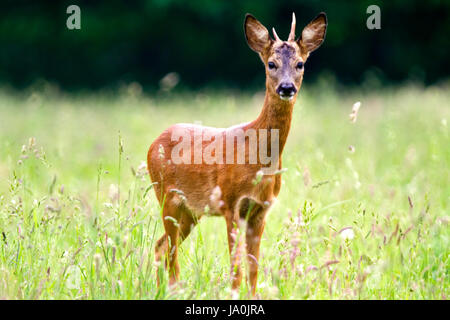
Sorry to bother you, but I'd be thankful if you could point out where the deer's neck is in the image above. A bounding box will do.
[247,90,295,156]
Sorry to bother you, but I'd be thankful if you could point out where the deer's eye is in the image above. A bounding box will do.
[297,61,304,69]
[268,62,276,69]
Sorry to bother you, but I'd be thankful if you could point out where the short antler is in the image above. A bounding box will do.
[272,27,281,42]
[288,12,296,41]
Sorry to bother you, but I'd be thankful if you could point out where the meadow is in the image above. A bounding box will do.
[0,82,448,299]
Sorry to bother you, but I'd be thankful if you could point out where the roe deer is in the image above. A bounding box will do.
[147,12,327,296]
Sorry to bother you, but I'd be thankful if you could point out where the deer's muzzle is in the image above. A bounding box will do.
[276,82,297,100]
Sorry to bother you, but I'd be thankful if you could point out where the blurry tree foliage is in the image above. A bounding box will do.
[0,0,448,90]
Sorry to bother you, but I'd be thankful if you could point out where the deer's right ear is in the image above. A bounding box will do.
[244,14,271,54]
[298,12,327,54]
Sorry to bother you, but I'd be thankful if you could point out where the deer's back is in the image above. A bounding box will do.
[147,123,279,217]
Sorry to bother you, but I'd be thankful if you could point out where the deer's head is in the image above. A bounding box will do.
[244,12,327,101]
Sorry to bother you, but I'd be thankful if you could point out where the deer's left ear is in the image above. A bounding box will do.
[244,14,271,54]
[298,12,327,54]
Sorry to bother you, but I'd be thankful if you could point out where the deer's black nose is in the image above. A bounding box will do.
[276,82,297,98]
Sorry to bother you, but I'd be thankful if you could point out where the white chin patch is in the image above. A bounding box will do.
[280,95,294,101]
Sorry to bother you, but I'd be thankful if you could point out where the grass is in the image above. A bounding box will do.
[0,82,448,299]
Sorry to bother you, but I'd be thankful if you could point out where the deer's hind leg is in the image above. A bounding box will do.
[155,201,198,286]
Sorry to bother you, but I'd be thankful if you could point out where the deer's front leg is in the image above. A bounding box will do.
[225,213,245,294]
[246,210,266,297]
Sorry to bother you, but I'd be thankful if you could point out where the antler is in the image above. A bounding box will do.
[272,27,281,42]
[288,12,296,41]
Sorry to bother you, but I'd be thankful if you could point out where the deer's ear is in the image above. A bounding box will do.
[244,14,271,54]
[299,12,327,54]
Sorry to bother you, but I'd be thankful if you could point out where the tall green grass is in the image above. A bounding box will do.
[0,83,448,299]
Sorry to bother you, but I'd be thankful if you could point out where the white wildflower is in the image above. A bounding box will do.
[349,101,361,123]
[340,228,355,240]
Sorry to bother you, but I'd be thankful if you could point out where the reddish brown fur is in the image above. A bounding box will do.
[147,12,327,296]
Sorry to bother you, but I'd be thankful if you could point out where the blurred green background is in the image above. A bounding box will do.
[1,0,449,91]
